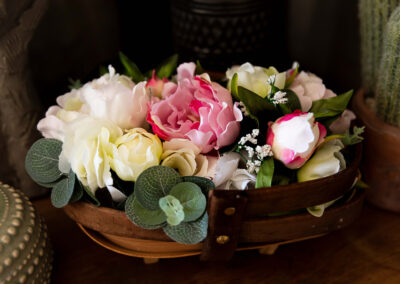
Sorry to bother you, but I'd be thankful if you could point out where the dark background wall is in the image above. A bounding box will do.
[29,0,360,111]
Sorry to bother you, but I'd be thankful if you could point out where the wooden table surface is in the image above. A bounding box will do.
[32,198,400,284]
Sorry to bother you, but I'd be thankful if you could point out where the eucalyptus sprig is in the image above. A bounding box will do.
[125,166,214,244]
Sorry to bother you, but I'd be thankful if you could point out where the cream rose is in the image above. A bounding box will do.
[226,62,286,98]
[161,139,217,178]
[111,128,162,182]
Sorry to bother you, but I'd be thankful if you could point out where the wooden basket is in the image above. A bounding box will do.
[64,143,363,261]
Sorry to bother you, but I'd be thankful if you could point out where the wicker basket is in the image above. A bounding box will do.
[63,143,363,261]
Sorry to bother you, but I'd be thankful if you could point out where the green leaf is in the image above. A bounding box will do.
[119,52,145,83]
[68,78,82,90]
[342,126,365,146]
[230,73,239,101]
[99,65,108,76]
[25,138,64,184]
[195,60,205,75]
[284,64,299,88]
[81,181,100,206]
[237,86,279,126]
[36,176,65,188]
[156,54,178,79]
[50,170,75,208]
[134,166,181,210]
[170,182,206,222]
[159,195,185,226]
[277,89,301,114]
[181,176,215,195]
[163,212,208,244]
[310,90,353,119]
[69,180,84,203]
[256,158,274,188]
[125,194,166,229]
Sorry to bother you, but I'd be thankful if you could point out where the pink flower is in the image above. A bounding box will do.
[289,71,336,112]
[146,70,168,98]
[147,62,243,153]
[267,110,326,169]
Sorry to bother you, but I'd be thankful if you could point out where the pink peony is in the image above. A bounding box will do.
[267,110,326,169]
[147,62,243,153]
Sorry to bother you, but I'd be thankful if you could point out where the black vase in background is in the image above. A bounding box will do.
[170,0,288,71]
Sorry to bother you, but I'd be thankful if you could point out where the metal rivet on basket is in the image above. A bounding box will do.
[224,207,236,216]
[216,235,230,245]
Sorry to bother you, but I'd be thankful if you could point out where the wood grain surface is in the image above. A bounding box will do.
[33,198,400,284]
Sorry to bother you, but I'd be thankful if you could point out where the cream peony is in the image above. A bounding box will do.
[37,65,149,141]
[161,139,217,178]
[111,128,162,182]
[226,62,286,98]
[59,116,122,195]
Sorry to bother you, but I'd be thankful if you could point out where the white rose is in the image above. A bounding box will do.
[59,116,122,196]
[289,71,336,112]
[226,62,286,98]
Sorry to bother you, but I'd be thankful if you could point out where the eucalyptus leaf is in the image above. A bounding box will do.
[170,182,206,222]
[36,176,65,188]
[69,180,84,203]
[50,170,75,208]
[125,194,166,229]
[181,176,215,195]
[256,158,274,188]
[119,52,145,83]
[277,89,301,114]
[163,212,208,244]
[310,90,353,119]
[237,86,279,126]
[156,54,178,79]
[81,181,100,206]
[134,166,181,210]
[25,138,64,184]
[159,195,185,226]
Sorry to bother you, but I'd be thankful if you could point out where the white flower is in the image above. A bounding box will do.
[59,116,122,198]
[289,71,336,112]
[226,63,286,98]
[37,65,149,141]
[297,139,346,182]
[271,91,288,105]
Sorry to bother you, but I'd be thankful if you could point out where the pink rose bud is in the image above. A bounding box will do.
[146,70,168,98]
[267,110,326,169]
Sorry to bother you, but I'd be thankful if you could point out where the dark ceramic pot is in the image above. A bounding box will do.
[170,0,287,71]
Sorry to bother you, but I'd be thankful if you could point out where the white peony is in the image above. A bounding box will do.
[37,65,149,141]
[59,116,122,197]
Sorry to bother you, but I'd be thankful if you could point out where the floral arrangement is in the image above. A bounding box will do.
[25,54,363,244]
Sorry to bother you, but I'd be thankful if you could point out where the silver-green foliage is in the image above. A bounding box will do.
[359,0,400,94]
[125,166,214,244]
[376,6,400,125]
